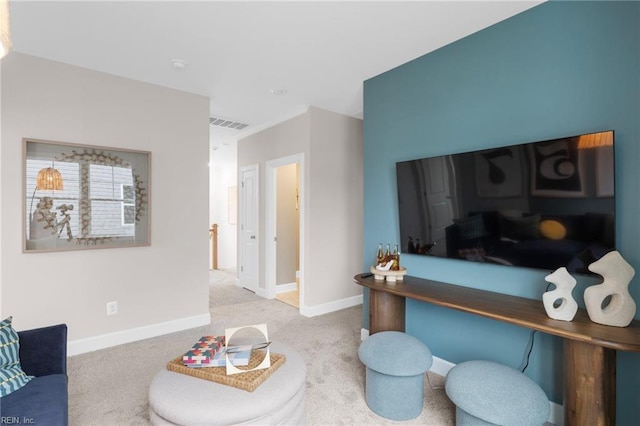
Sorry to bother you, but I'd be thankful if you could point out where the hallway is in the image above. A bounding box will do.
[210,268,299,309]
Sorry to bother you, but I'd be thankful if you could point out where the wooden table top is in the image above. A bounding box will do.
[354,273,640,352]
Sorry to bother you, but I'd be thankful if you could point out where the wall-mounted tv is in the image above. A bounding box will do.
[396,131,615,275]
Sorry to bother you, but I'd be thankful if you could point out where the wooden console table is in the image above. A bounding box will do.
[354,273,640,426]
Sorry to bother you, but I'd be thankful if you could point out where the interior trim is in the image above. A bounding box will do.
[67,313,211,356]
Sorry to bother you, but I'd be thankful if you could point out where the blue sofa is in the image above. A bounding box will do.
[444,211,614,273]
[0,324,68,425]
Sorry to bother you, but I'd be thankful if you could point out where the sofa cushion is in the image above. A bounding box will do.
[454,214,488,240]
[539,219,567,240]
[18,324,68,377]
[0,374,68,425]
[0,317,34,397]
[541,214,584,240]
[584,212,615,247]
[500,214,541,241]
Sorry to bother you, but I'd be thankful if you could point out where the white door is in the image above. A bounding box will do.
[239,165,258,293]
[423,156,455,256]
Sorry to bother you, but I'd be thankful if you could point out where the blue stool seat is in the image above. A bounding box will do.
[445,360,549,425]
[358,331,433,421]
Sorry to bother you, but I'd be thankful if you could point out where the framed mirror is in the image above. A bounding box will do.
[23,138,150,252]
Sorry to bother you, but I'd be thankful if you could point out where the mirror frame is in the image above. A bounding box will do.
[23,138,151,253]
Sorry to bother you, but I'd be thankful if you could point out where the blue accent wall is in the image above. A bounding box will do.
[363,1,639,422]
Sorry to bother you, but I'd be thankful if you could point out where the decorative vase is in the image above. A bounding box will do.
[543,267,578,321]
[584,250,636,327]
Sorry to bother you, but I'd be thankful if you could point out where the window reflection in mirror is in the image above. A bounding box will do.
[24,139,150,252]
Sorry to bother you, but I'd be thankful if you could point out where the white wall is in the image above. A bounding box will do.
[237,107,363,314]
[1,54,211,348]
[307,107,364,306]
[209,142,237,270]
[237,112,310,297]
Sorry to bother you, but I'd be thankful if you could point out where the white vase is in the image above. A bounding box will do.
[584,251,636,327]
[543,267,578,321]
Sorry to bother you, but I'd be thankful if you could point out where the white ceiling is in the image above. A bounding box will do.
[9,1,542,147]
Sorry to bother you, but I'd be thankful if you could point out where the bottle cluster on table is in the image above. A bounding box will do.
[375,243,400,271]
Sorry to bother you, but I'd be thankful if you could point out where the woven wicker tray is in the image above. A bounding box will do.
[167,350,286,392]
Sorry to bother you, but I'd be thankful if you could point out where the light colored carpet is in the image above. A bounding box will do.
[209,268,264,308]
[67,270,455,425]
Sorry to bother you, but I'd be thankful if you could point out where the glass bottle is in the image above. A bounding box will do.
[392,244,400,270]
[376,243,384,266]
[408,237,415,254]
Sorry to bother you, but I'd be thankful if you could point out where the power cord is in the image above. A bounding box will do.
[520,281,552,373]
[520,329,537,373]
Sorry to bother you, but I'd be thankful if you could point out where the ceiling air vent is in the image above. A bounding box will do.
[209,117,249,130]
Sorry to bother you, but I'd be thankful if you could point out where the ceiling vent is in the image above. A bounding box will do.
[209,117,249,130]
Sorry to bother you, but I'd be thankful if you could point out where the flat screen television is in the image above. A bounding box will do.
[396,130,615,275]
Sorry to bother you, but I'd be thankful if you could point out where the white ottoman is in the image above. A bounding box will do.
[149,341,306,425]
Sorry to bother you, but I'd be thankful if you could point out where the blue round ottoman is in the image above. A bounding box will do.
[358,331,433,421]
[445,360,549,425]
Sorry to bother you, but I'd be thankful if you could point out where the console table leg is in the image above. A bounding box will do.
[563,339,616,426]
[369,288,405,334]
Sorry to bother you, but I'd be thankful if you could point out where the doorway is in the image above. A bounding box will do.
[266,154,304,310]
[239,164,259,293]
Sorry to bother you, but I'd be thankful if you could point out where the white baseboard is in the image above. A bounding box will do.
[359,328,563,425]
[299,294,363,317]
[68,313,211,356]
[360,328,369,341]
[276,282,297,293]
[549,402,564,426]
[430,355,456,377]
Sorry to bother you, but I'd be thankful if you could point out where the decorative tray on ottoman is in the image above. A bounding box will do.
[167,350,286,392]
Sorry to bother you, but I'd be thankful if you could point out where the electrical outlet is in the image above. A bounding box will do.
[106,301,118,316]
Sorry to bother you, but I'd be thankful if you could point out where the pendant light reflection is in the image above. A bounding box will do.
[577,131,613,149]
[36,167,64,191]
[29,166,64,231]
